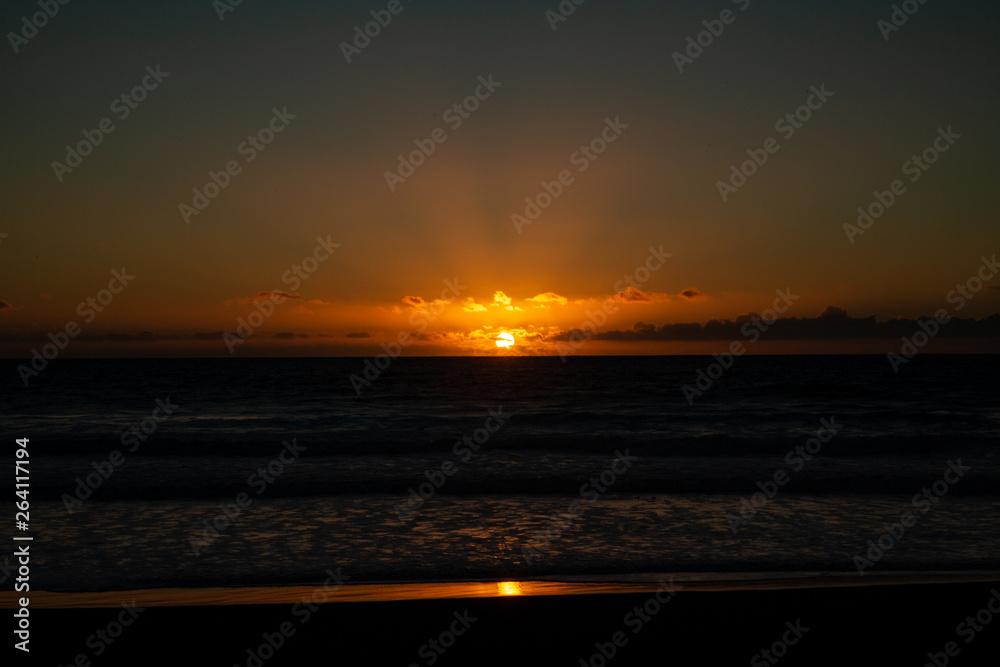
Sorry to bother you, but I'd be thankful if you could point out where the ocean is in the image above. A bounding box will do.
[3,355,998,592]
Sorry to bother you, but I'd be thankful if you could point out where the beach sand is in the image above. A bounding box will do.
[7,574,1000,665]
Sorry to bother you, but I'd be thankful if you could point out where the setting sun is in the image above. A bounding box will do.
[496,332,515,348]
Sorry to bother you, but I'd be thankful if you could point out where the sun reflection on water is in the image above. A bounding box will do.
[498,581,523,596]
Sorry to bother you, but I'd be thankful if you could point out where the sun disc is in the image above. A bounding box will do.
[496,332,515,348]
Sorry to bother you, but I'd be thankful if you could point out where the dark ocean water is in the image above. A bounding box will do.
[2,355,998,591]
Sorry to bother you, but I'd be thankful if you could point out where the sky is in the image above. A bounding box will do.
[1,0,999,357]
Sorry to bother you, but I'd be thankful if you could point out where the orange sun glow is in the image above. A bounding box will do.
[497,581,523,596]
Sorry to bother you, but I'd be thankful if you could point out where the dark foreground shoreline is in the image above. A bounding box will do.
[10,578,1000,665]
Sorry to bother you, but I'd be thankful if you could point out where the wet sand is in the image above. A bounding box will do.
[7,573,1000,665]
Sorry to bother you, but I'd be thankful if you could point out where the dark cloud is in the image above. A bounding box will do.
[4,307,999,348]
[258,290,300,301]
[225,291,302,305]
[192,331,225,340]
[678,288,706,301]
[549,309,1000,342]
[402,296,426,308]
[103,331,163,342]
[819,306,850,318]
[612,287,670,303]
[610,287,705,303]
[616,287,652,302]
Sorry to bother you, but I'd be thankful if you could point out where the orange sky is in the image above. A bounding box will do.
[2,0,999,357]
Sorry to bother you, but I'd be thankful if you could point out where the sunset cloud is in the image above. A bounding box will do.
[408,326,554,352]
[225,290,301,305]
[402,296,425,308]
[461,297,488,312]
[555,309,1000,341]
[678,288,707,301]
[612,287,673,303]
[400,295,451,315]
[609,287,706,303]
[491,290,521,311]
[3,305,998,354]
[525,292,569,308]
